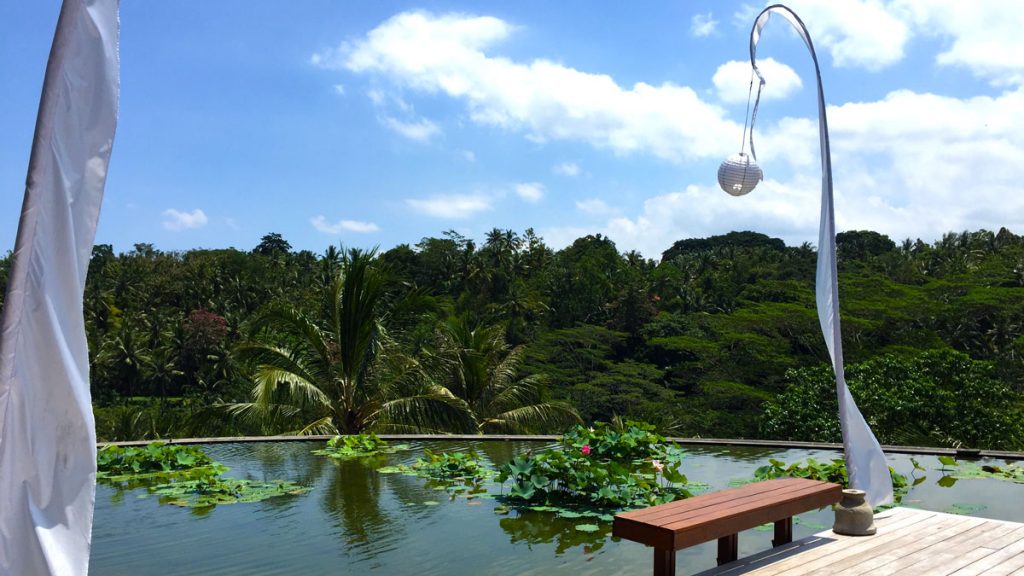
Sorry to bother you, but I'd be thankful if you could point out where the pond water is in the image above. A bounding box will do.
[91,441,1024,575]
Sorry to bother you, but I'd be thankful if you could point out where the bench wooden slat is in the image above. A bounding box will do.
[617,478,798,523]
[665,480,840,530]
[613,477,843,567]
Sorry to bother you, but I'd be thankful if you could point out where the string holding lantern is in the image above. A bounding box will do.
[718,52,766,196]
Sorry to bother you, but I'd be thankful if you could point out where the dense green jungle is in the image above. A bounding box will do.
[1,227,1022,449]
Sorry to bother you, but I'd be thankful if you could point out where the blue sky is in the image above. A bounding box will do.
[3,1,1024,258]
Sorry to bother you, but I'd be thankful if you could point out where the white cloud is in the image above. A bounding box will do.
[367,88,386,106]
[461,150,476,162]
[713,58,802,104]
[894,0,1024,86]
[381,116,440,142]
[162,208,207,231]
[553,162,580,176]
[549,178,820,258]
[557,84,1024,258]
[515,182,544,203]
[329,11,740,163]
[691,12,717,38]
[575,198,616,216]
[333,84,346,95]
[311,215,381,234]
[733,1,908,71]
[406,193,493,218]
[768,0,910,71]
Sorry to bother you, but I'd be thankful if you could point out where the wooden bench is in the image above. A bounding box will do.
[612,477,842,576]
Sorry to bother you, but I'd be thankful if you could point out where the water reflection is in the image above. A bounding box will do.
[90,440,1024,575]
[319,454,404,550]
[499,510,611,555]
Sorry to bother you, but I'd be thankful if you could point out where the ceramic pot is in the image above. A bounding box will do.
[832,489,876,536]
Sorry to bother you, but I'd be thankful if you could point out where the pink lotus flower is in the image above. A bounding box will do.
[652,460,664,473]
[581,445,591,456]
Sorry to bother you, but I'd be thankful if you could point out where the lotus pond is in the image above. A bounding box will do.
[92,440,1024,575]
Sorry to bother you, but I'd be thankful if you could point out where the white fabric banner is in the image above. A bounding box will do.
[750,5,893,507]
[0,1,119,574]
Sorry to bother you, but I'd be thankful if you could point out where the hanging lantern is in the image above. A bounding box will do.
[718,152,763,196]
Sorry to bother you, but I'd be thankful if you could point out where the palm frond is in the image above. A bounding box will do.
[249,307,331,366]
[375,393,476,434]
[481,402,581,435]
[294,415,338,436]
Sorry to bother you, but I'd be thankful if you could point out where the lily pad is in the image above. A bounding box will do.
[375,466,405,474]
[944,503,986,516]
[574,524,600,533]
[149,478,310,508]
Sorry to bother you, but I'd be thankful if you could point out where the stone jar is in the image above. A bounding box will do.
[832,489,877,536]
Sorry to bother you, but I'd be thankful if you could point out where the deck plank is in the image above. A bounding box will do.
[695,508,1024,576]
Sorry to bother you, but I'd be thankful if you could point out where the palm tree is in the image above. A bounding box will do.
[229,248,473,435]
[428,317,580,434]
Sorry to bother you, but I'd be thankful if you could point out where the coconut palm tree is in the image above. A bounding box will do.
[228,248,473,435]
[428,317,580,434]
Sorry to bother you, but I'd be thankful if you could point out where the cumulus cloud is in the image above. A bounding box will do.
[544,83,1024,258]
[323,11,739,163]
[895,0,1024,86]
[381,116,440,142]
[515,182,544,203]
[311,216,380,234]
[713,58,803,104]
[736,1,1024,84]
[757,0,911,71]
[575,198,616,216]
[553,162,580,176]
[691,12,717,37]
[320,7,1024,255]
[162,208,207,231]
[406,193,493,218]
[547,178,820,258]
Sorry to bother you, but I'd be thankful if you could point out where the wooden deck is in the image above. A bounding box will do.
[696,507,1024,575]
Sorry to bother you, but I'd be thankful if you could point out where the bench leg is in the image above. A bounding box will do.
[773,517,793,547]
[653,547,675,576]
[717,533,738,565]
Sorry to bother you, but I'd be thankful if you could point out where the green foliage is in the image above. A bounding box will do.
[411,449,492,482]
[761,350,1024,449]
[497,421,691,509]
[149,477,310,508]
[753,457,910,504]
[99,442,310,510]
[935,458,1024,484]
[377,449,494,499]
[426,317,581,433]
[312,433,409,459]
[96,442,226,481]
[32,224,1021,445]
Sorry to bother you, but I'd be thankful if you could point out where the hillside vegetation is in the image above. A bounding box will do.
[1,227,1021,448]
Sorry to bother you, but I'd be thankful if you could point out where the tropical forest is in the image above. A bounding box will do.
[1,227,1021,450]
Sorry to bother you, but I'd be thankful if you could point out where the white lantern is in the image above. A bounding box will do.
[717,152,763,196]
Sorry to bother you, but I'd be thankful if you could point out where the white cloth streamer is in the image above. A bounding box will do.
[0,1,120,573]
[749,4,893,507]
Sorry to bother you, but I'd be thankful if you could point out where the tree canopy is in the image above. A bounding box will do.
[4,226,1020,449]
